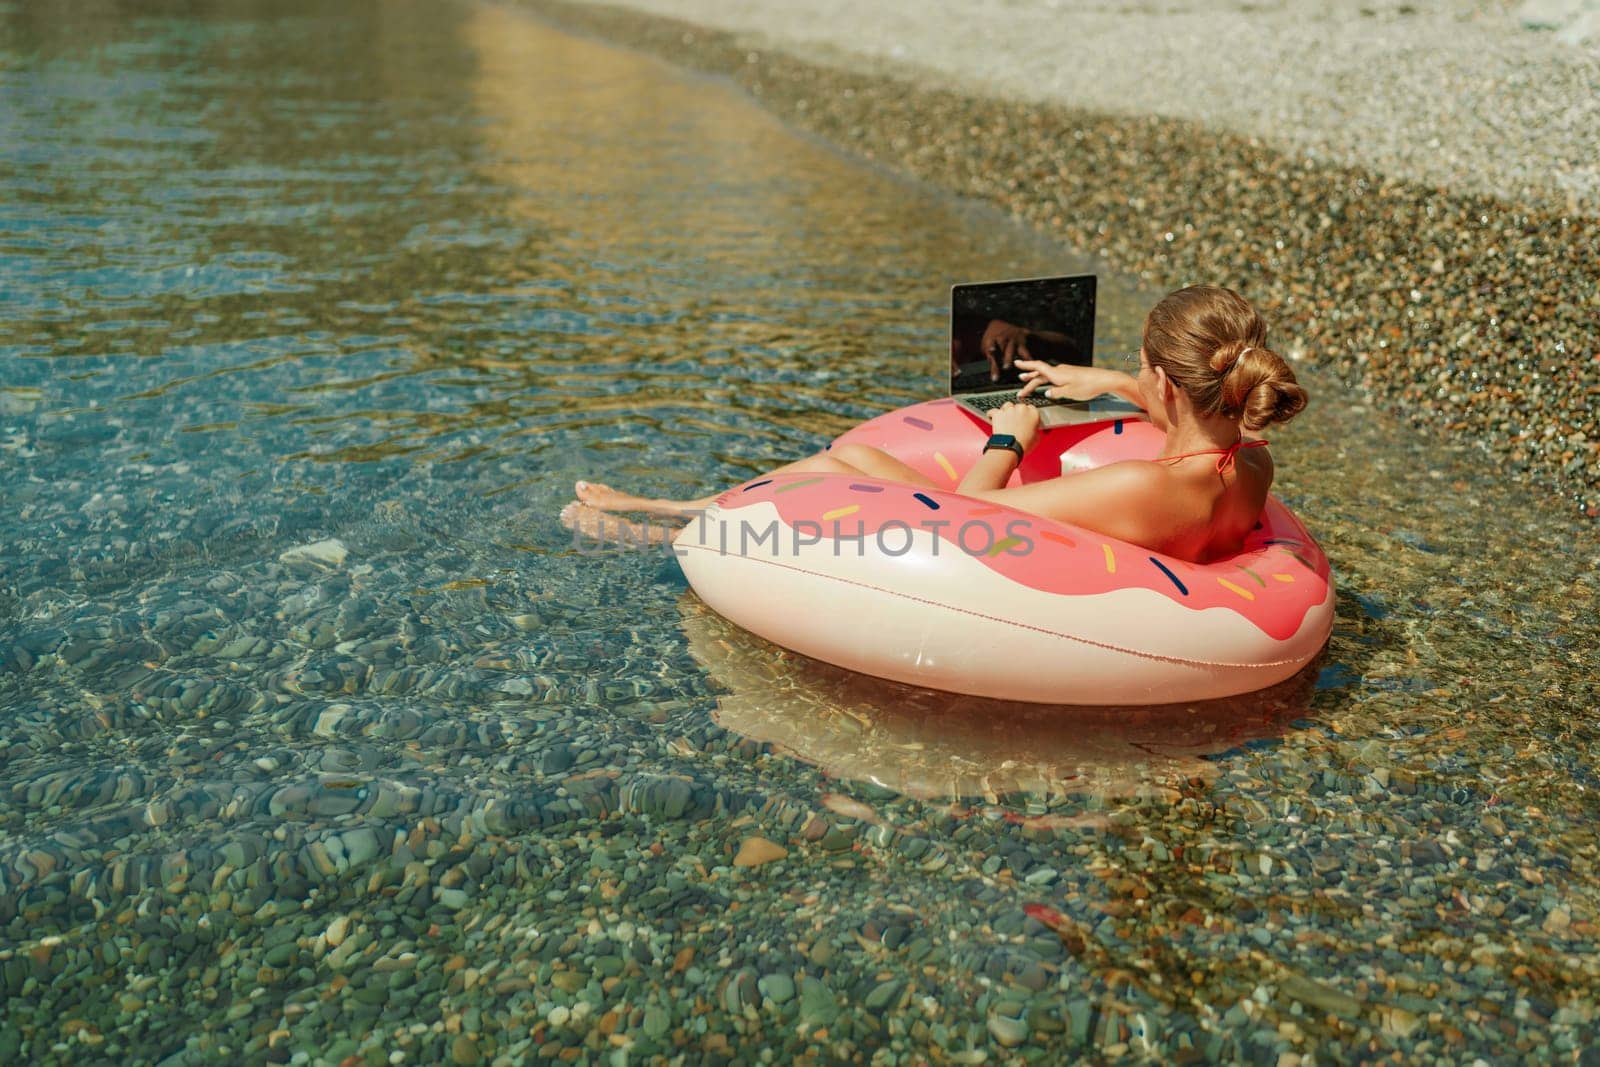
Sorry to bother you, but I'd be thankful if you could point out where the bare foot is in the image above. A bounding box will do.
[574,480,713,518]
[560,501,679,549]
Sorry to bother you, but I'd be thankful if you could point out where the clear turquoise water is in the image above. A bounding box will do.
[2,1,1597,1063]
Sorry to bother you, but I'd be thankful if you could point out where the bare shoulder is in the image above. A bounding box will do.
[1243,439,1276,471]
[1064,458,1174,502]
[1238,441,1277,493]
[1006,459,1179,542]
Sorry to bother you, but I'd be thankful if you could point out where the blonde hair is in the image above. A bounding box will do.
[1142,285,1308,432]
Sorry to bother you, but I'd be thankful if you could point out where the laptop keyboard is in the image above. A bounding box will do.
[964,392,1073,411]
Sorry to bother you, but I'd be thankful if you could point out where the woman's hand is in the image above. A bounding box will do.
[1015,360,1104,400]
[1016,361,1138,406]
[989,401,1041,455]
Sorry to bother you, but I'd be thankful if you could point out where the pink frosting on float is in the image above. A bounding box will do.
[708,400,1331,643]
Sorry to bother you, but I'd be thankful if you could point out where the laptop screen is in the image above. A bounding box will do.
[950,274,1096,395]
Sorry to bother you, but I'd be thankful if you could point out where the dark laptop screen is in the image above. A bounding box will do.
[950,275,1096,394]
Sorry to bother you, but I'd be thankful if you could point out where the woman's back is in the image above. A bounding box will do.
[1142,445,1274,563]
[1055,283,1305,563]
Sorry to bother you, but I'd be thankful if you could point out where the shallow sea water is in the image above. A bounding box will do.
[2,1,1598,1063]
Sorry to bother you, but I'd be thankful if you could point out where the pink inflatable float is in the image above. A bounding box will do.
[673,399,1334,704]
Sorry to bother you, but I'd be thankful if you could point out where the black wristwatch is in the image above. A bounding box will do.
[983,434,1024,462]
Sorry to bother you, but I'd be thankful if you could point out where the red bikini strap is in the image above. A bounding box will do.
[1215,438,1267,473]
[1162,439,1269,474]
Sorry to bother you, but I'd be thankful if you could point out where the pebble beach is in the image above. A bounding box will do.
[3,2,1599,1065]
[520,0,1600,517]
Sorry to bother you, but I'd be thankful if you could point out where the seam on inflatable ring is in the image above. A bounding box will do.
[678,544,1324,671]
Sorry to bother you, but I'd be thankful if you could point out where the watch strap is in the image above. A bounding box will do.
[983,435,1024,462]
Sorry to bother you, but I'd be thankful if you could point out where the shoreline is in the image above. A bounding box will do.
[513,0,1600,216]
[514,0,1600,517]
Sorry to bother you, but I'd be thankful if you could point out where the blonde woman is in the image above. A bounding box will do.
[565,285,1307,565]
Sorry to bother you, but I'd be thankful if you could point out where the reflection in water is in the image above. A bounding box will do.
[459,1,1151,475]
[681,594,1318,801]
[2,0,1598,1059]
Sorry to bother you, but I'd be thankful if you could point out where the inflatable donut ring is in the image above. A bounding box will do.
[673,399,1334,704]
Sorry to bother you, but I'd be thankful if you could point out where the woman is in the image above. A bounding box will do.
[563,285,1308,564]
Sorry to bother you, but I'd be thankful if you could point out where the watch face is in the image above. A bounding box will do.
[988,434,1017,447]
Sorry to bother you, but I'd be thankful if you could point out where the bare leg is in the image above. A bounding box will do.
[574,446,916,517]
[826,444,941,489]
[573,481,716,519]
[559,502,680,548]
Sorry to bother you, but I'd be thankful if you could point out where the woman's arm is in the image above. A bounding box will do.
[956,448,1021,495]
[1095,369,1145,408]
[1015,362,1144,409]
[961,402,1038,495]
[965,405,1177,548]
[960,461,1175,547]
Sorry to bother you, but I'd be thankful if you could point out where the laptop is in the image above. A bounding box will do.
[950,274,1143,428]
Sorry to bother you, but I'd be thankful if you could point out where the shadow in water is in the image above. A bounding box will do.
[679,593,1321,802]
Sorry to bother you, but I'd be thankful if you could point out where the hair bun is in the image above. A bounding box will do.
[1141,286,1311,429]
[1220,344,1308,431]
[1210,341,1253,376]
